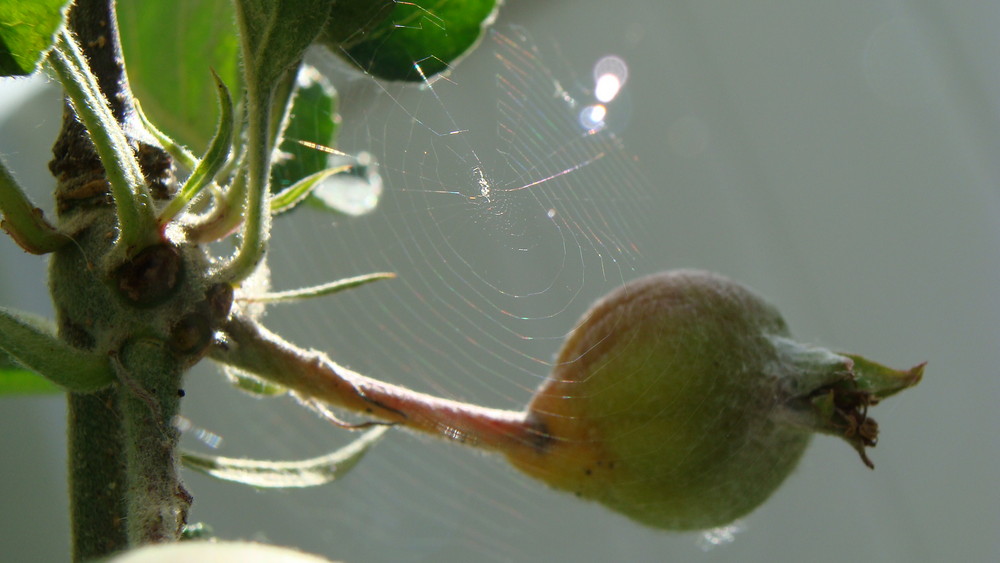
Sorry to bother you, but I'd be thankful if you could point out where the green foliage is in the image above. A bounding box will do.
[0,355,61,395]
[334,0,500,81]
[0,307,113,392]
[0,0,512,556]
[118,0,241,151]
[220,0,335,282]
[233,0,330,92]
[117,0,501,150]
[242,272,397,303]
[181,426,388,488]
[0,156,67,254]
[0,0,72,76]
[321,0,395,49]
[270,67,338,193]
[157,70,235,225]
[270,165,350,215]
[175,70,235,196]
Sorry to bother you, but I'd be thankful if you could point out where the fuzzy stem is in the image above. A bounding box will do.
[0,158,68,253]
[59,2,135,554]
[134,99,198,170]
[54,0,178,559]
[184,168,247,243]
[157,72,234,227]
[214,81,271,283]
[48,30,157,255]
[213,38,301,282]
[115,340,189,545]
[0,306,114,391]
[67,388,128,562]
[214,316,538,455]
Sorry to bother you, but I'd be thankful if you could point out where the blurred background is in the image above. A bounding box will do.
[2,1,998,561]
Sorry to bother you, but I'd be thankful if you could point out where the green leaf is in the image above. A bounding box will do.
[333,0,500,82]
[220,0,334,283]
[322,0,395,48]
[234,0,331,89]
[118,0,242,151]
[0,353,61,395]
[0,307,114,392]
[134,98,198,171]
[270,165,350,215]
[240,272,396,304]
[845,354,925,400]
[181,425,389,488]
[270,66,338,194]
[0,0,72,76]
[158,70,235,225]
[222,365,286,397]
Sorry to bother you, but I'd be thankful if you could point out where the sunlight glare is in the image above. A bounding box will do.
[593,55,628,103]
[578,104,607,132]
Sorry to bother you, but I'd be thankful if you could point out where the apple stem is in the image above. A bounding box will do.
[213,315,538,455]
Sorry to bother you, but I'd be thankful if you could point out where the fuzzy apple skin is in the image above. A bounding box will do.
[507,270,812,530]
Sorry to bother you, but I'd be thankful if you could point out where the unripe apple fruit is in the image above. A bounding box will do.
[503,269,922,530]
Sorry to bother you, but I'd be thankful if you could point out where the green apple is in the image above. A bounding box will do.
[505,270,922,530]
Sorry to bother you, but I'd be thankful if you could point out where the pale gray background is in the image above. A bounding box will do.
[2,1,998,561]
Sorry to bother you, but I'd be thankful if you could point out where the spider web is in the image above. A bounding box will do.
[188,24,658,562]
[270,26,652,402]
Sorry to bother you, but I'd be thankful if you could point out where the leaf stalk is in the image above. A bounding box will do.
[48,29,158,256]
[0,157,68,253]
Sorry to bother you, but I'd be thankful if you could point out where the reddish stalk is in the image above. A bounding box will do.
[214,316,541,456]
